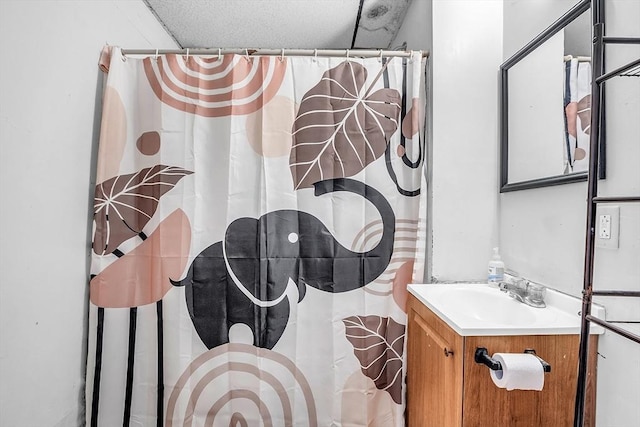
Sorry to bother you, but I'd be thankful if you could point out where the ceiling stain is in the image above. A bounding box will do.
[354,0,412,48]
[367,4,390,19]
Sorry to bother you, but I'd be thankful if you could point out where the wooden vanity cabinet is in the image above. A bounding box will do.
[406,293,598,427]
[407,293,464,426]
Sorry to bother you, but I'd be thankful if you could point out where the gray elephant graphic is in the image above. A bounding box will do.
[172,178,395,349]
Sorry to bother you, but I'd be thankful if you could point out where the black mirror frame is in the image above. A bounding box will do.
[500,0,605,193]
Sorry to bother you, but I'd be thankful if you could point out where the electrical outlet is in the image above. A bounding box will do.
[599,214,611,239]
[596,206,619,249]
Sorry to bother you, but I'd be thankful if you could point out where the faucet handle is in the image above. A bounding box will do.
[514,277,529,288]
[526,282,546,303]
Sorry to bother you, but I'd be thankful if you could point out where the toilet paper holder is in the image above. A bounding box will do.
[474,347,551,373]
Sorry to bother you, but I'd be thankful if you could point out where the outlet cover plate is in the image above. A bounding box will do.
[596,206,619,249]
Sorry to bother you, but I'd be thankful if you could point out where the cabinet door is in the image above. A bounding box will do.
[407,307,462,427]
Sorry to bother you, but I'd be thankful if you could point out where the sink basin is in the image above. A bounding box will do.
[408,283,605,336]
[439,286,538,325]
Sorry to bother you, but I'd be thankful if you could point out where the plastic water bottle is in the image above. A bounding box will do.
[488,247,505,286]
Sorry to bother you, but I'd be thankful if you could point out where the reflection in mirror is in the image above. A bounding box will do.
[508,33,567,183]
[562,11,592,174]
[500,0,601,192]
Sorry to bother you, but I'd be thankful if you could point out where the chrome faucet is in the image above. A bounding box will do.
[499,278,546,308]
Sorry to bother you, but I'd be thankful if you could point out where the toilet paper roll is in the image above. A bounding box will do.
[489,353,544,391]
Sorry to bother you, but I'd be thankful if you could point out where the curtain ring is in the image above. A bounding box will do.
[244,48,250,61]
[346,49,350,61]
[313,48,318,62]
[218,48,222,59]
[185,48,190,62]
[154,48,159,61]
[379,50,383,63]
[280,48,285,62]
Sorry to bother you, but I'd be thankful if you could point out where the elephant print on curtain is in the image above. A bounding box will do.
[87,46,427,427]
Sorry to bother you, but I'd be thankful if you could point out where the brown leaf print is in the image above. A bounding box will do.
[290,61,401,189]
[92,165,193,255]
[577,95,591,135]
[342,315,405,404]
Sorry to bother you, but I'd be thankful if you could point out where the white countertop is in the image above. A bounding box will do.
[408,283,605,336]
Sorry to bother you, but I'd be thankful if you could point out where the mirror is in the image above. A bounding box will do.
[500,0,603,192]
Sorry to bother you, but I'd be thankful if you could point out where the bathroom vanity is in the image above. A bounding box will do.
[406,284,601,427]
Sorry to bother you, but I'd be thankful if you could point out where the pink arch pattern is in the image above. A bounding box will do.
[143,54,287,117]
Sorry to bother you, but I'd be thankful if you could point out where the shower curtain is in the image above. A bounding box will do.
[564,58,591,173]
[87,46,426,427]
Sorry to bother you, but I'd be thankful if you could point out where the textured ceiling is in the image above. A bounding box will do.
[144,0,412,49]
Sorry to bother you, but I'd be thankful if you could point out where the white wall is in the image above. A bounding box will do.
[428,0,503,281]
[501,1,640,425]
[393,0,503,283]
[0,1,177,425]
[394,1,503,283]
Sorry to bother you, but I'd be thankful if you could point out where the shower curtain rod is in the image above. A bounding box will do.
[120,48,429,58]
[563,55,591,62]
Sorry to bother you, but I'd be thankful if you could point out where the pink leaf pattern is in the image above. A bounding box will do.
[290,61,401,189]
[342,315,405,404]
[90,209,191,308]
[92,165,193,255]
